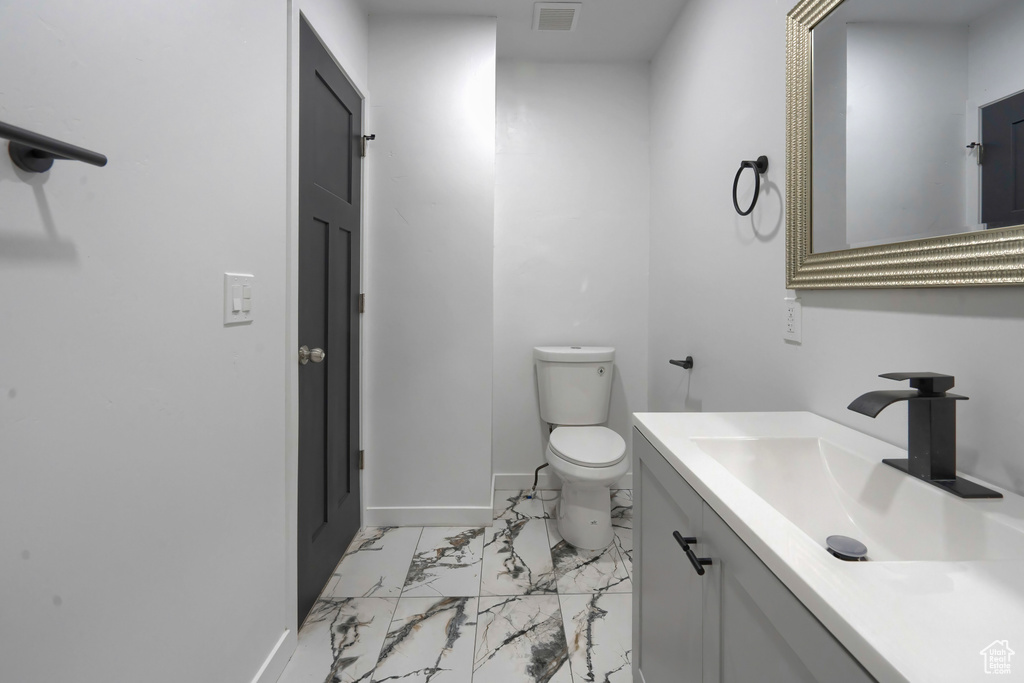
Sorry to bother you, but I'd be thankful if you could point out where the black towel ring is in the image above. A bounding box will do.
[732,155,769,216]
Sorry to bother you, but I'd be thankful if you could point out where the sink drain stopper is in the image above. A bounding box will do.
[826,535,868,561]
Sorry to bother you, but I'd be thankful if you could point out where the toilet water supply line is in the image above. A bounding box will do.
[528,423,558,501]
[527,463,550,499]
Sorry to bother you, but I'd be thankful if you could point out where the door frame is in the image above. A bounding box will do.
[272,5,368,680]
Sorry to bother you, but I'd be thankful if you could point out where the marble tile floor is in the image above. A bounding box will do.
[278,489,633,683]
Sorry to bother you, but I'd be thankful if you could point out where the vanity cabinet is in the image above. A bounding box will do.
[633,429,875,683]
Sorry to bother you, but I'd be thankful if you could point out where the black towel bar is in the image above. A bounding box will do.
[0,120,107,173]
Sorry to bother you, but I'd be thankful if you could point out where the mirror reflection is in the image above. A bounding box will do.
[811,0,1024,254]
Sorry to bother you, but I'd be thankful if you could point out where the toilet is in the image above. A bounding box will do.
[535,346,629,550]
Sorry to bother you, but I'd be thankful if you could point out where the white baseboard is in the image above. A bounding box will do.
[361,474,632,528]
[364,505,492,527]
[251,629,293,683]
[493,471,632,491]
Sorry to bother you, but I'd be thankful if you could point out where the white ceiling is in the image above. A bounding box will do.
[365,0,690,62]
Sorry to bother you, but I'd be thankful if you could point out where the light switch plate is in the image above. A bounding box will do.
[224,273,255,325]
[784,297,802,343]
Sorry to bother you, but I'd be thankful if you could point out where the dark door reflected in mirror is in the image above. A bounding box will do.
[981,90,1024,230]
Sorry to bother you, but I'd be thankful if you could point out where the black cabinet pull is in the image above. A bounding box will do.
[673,530,713,576]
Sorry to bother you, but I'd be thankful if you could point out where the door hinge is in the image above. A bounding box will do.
[359,450,365,470]
[967,142,984,166]
[359,293,365,314]
[361,134,376,157]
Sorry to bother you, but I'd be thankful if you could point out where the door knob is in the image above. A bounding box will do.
[299,345,326,365]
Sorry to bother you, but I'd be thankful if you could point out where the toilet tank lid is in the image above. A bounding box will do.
[534,346,615,362]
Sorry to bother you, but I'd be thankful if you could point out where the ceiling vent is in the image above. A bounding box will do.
[533,3,582,32]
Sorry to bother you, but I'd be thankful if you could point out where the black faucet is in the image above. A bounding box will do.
[848,373,1001,499]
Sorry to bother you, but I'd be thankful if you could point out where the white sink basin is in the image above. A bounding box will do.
[691,436,1024,562]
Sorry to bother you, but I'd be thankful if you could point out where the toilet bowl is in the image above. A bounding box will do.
[545,425,629,550]
[534,346,627,550]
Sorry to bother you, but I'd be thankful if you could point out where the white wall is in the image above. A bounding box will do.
[492,61,650,487]
[966,0,1024,226]
[364,15,496,525]
[649,0,1024,498]
[968,0,1024,109]
[0,1,292,682]
[846,23,968,246]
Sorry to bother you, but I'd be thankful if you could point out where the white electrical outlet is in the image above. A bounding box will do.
[224,273,255,325]
[784,297,802,343]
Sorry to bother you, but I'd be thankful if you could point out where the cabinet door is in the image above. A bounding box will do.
[635,430,705,683]
[701,504,875,683]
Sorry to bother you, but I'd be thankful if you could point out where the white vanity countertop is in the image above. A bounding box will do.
[633,411,1024,683]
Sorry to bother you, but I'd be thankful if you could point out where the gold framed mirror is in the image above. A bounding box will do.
[786,0,1024,288]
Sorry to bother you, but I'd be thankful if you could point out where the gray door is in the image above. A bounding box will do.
[981,90,1024,229]
[297,16,362,625]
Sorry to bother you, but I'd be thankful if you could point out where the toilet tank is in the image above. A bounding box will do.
[534,346,615,425]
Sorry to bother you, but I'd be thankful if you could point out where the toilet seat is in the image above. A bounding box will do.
[548,426,625,468]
